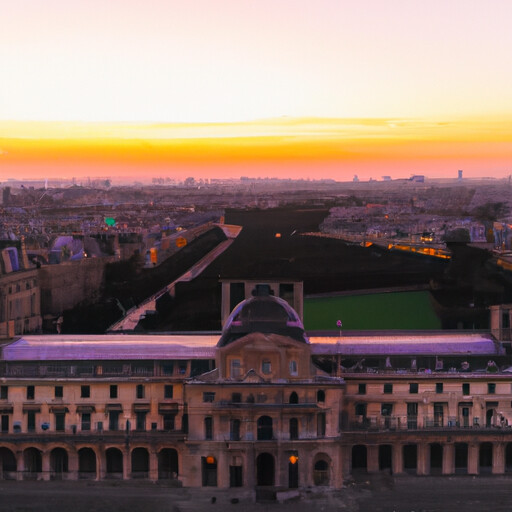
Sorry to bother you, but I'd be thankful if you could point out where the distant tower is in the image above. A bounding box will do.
[353,175,359,182]
[458,170,463,180]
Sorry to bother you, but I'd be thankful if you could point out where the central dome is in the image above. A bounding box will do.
[218,286,308,347]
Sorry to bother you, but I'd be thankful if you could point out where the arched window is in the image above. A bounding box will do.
[257,416,273,440]
[289,392,299,404]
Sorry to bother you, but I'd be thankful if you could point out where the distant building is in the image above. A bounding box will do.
[409,175,425,183]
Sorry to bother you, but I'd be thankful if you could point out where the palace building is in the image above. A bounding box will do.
[1,283,512,492]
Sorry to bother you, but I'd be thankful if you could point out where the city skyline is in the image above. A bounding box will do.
[1,1,512,181]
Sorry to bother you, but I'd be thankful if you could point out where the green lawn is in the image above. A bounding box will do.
[304,290,441,330]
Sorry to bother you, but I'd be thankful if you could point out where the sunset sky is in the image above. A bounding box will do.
[1,0,511,182]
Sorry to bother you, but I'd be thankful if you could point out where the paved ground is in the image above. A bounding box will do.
[1,476,512,512]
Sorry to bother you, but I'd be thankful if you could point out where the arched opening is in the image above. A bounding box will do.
[50,448,68,479]
[256,453,274,486]
[23,448,42,479]
[202,456,217,487]
[257,416,273,441]
[289,392,299,404]
[430,443,443,474]
[78,448,96,479]
[317,390,325,403]
[379,445,392,471]
[106,448,123,478]
[455,443,468,474]
[0,448,17,480]
[506,443,512,472]
[403,445,417,474]
[479,442,493,473]
[131,448,149,478]
[288,456,299,488]
[158,448,179,480]
[352,445,367,471]
[289,418,299,440]
[313,459,329,486]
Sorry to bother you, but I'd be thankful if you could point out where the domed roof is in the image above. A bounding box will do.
[218,286,308,347]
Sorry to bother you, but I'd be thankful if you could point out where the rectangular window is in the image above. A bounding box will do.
[230,419,241,441]
[261,360,272,375]
[54,386,63,398]
[178,364,187,375]
[381,403,393,416]
[231,392,242,403]
[81,413,91,431]
[488,383,496,394]
[203,392,215,403]
[1,415,8,433]
[436,383,443,394]
[55,413,65,432]
[229,466,243,488]
[317,412,326,437]
[462,383,470,395]
[109,411,119,431]
[27,411,36,432]
[358,383,367,395]
[409,383,419,394]
[383,383,393,394]
[289,360,298,376]
[164,385,174,399]
[110,385,118,399]
[81,385,90,398]
[162,362,174,375]
[205,416,213,440]
[135,411,146,431]
[136,384,145,399]
[0,386,8,400]
[230,359,241,378]
[163,414,175,431]
[27,386,35,400]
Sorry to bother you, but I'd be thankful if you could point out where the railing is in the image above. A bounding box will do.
[344,415,512,431]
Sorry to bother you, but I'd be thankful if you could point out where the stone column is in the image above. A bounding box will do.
[417,443,429,475]
[68,449,79,480]
[16,450,24,481]
[340,445,351,480]
[493,443,505,475]
[217,450,228,488]
[149,450,159,481]
[123,447,131,480]
[97,448,106,480]
[468,444,479,475]
[367,445,380,473]
[442,443,454,475]
[392,444,403,475]
[41,450,51,481]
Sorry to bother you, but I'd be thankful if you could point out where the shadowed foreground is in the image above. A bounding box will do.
[1,476,512,512]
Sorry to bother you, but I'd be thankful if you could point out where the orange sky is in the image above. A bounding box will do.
[0,118,511,182]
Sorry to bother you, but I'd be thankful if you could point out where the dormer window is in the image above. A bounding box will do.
[289,360,298,376]
[262,360,271,375]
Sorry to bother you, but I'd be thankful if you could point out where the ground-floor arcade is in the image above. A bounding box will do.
[344,436,512,477]
[0,443,180,481]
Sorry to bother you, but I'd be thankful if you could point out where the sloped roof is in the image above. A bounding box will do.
[310,333,502,356]
[3,334,218,361]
